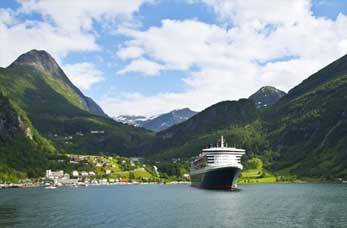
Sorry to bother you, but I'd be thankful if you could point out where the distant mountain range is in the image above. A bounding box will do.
[115,108,197,132]
[115,115,150,127]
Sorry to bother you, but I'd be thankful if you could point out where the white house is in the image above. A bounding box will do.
[72,170,79,177]
[81,171,89,177]
[46,170,64,179]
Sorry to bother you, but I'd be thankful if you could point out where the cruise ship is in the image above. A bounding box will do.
[190,136,245,190]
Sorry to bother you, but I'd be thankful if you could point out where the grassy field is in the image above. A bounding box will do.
[133,168,153,179]
[238,168,277,184]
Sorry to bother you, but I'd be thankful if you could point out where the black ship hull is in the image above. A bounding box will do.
[190,167,241,190]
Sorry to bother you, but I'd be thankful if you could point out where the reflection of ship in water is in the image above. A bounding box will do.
[190,136,246,190]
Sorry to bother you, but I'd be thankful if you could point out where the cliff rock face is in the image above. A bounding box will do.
[84,96,108,117]
[0,96,20,142]
[0,95,33,142]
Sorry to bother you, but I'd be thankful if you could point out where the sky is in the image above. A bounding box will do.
[1,0,347,117]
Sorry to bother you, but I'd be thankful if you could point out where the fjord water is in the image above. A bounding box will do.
[1,184,347,228]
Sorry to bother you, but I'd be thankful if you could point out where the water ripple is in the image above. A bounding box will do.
[0,184,347,228]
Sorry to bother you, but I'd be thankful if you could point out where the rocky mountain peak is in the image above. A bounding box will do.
[249,86,286,108]
[10,49,65,78]
[8,50,108,118]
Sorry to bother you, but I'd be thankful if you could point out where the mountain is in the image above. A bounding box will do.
[115,108,198,132]
[0,50,153,156]
[249,86,286,108]
[9,50,108,118]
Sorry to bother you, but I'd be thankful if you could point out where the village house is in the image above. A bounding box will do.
[72,170,79,177]
[81,171,89,177]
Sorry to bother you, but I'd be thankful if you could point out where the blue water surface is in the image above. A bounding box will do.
[0,184,347,228]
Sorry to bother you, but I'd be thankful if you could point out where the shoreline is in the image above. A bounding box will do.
[2,181,347,190]
[0,181,191,189]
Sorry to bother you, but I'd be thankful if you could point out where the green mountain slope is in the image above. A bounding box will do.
[0,50,153,156]
[265,54,347,178]
[0,93,56,181]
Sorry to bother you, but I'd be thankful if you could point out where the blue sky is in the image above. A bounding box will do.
[1,0,347,116]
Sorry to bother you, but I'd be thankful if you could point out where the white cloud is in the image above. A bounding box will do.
[2,1,347,117]
[63,62,104,91]
[118,58,164,76]
[117,46,144,60]
[105,1,347,116]
[19,0,149,32]
[0,8,16,25]
[0,20,98,67]
[101,92,196,117]
[117,20,232,70]
[0,0,149,91]
[198,0,312,27]
[0,0,149,67]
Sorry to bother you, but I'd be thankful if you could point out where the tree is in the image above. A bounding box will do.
[245,158,263,170]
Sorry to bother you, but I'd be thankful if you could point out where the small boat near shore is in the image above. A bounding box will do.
[45,185,57,189]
